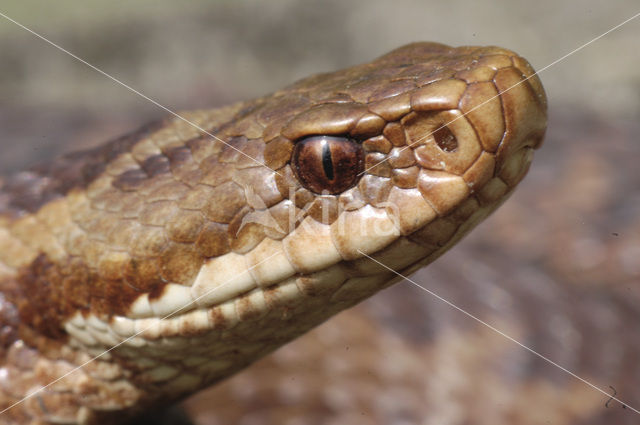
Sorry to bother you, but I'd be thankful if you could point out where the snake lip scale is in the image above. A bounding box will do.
[0,42,546,424]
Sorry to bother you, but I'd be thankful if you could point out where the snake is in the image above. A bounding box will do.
[0,42,547,424]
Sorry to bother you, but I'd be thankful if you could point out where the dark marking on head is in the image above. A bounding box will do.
[0,287,20,355]
[8,253,164,340]
[113,169,148,192]
[166,146,194,169]
[141,154,171,177]
[0,119,166,215]
[10,254,80,339]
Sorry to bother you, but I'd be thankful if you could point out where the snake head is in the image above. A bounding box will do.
[7,43,547,420]
[223,42,548,276]
[179,44,549,394]
[188,43,548,314]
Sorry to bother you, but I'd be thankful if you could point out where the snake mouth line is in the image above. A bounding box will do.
[64,170,520,360]
[0,41,549,424]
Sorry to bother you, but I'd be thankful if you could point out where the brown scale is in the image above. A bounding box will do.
[0,42,548,424]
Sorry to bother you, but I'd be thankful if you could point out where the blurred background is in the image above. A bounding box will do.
[1,0,638,172]
[1,1,640,424]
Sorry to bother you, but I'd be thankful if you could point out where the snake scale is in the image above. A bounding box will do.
[0,43,549,424]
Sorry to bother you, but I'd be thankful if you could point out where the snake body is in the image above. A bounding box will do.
[0,43,546,424]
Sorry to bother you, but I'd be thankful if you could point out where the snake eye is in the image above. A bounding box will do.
[292,135,364,194]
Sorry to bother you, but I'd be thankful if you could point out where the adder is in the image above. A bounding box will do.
[0,42,547,424]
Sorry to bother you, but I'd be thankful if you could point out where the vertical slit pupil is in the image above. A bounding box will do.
[321,141,334,180]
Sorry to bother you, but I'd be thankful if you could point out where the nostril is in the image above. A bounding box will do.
[433,126,458,152]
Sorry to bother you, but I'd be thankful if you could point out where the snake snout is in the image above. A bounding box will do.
[492,57,548,190]
[371,47,548,260]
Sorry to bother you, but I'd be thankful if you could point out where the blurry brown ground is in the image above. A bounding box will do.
[1,1,640,424]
